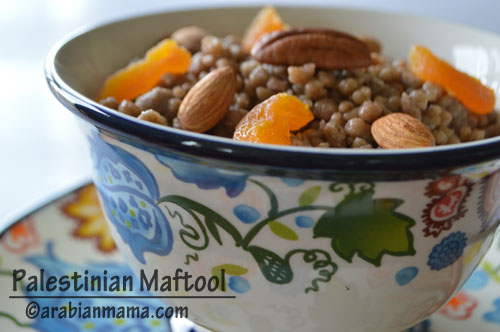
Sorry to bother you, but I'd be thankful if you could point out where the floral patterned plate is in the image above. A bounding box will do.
[0,182,499,332]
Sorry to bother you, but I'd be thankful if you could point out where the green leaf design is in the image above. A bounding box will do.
[159,195,244,246]
[313,188,415,266]
[164,206,208,251]
[268,221,298,241]
[212,264,248,276]
[184,253,199,265]
[211,263,249,292]
[299,186,321,206]
[249,179,279,218]
[248,246,293,284]
[0,311,30,328]
[211,269,225,292]
[205,218,222,245]
[483,261,500,283]
[284,249,338,293]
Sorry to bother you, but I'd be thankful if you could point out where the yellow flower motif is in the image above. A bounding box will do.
[464,240,483,264]
[62,184,116,252]
[83,322,94,329]
[114,319,125,325]
[469,171,490,180]
[483,261,500,283]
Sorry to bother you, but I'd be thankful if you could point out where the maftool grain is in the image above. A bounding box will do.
[100,31,500,148]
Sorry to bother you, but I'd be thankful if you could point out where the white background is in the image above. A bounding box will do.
[1,0,500,228]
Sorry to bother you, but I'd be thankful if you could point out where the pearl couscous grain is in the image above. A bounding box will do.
[100,30,500,148]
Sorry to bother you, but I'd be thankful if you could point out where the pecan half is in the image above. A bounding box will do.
[251,28,373,70]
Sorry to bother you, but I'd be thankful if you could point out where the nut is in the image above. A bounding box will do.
[171,26,208,53]
[251,28,373,70]
[371,113,435,148]
[357,35,382,54]
[178,66,236,132]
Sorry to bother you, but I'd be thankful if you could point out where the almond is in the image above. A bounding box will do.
[178,66,236,132]
[171,26,208,53]
[251,27,373,70]
[371,113,435,149]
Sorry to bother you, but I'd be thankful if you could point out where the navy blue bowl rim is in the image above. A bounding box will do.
[45,6,500,177]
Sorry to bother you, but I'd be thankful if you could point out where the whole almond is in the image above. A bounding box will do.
[178,66,236,132]
[371,113,435,149]
[171,26,208,53]
[251,28,373,70]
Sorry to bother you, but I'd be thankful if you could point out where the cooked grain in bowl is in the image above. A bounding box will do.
[98,6,500,149]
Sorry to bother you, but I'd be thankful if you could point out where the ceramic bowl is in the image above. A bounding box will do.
[46,6,500,332]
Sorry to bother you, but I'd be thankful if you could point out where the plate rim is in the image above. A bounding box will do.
[0,179,92,238]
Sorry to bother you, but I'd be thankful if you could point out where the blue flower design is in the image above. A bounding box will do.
[115,137,249,198]
[395,266,419,286]
[228,276,251,293]
[88,133,173,263]
[281,178,305,187]
[233,204,260,224]
[23,242,171,331]
[295,215,314,228]
[427,232,467,271]
[484,298,500,326]
[156,154,248,198]
[464,269,489,291]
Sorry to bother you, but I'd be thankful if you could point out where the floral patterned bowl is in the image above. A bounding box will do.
[45,6,500,332]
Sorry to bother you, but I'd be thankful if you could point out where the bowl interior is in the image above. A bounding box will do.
[47,5,500,175]
[52,6,500,105]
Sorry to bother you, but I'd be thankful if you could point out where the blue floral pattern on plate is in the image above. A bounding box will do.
[88,133,173,263]
[23,242,171,331]
[484,298,500,326]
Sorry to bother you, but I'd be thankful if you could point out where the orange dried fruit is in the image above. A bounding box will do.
[233,93,314,145]
[98,39,191,102]
[409,45,496,114]
[236,113,291,145]
[242,5,287,53]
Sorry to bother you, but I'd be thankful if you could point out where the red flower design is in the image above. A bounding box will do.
[1,217,40,254]
[421,177,472,237]
[425,176,461,197]
[439,291,478,320]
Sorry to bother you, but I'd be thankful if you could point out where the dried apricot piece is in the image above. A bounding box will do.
[98,39,191,102]
[235,113,291,145]
[234,93,314,145]
[409,45,495,114]
[242,6,287,53]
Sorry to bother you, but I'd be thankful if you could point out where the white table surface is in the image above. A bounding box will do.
[1,0,500,228]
